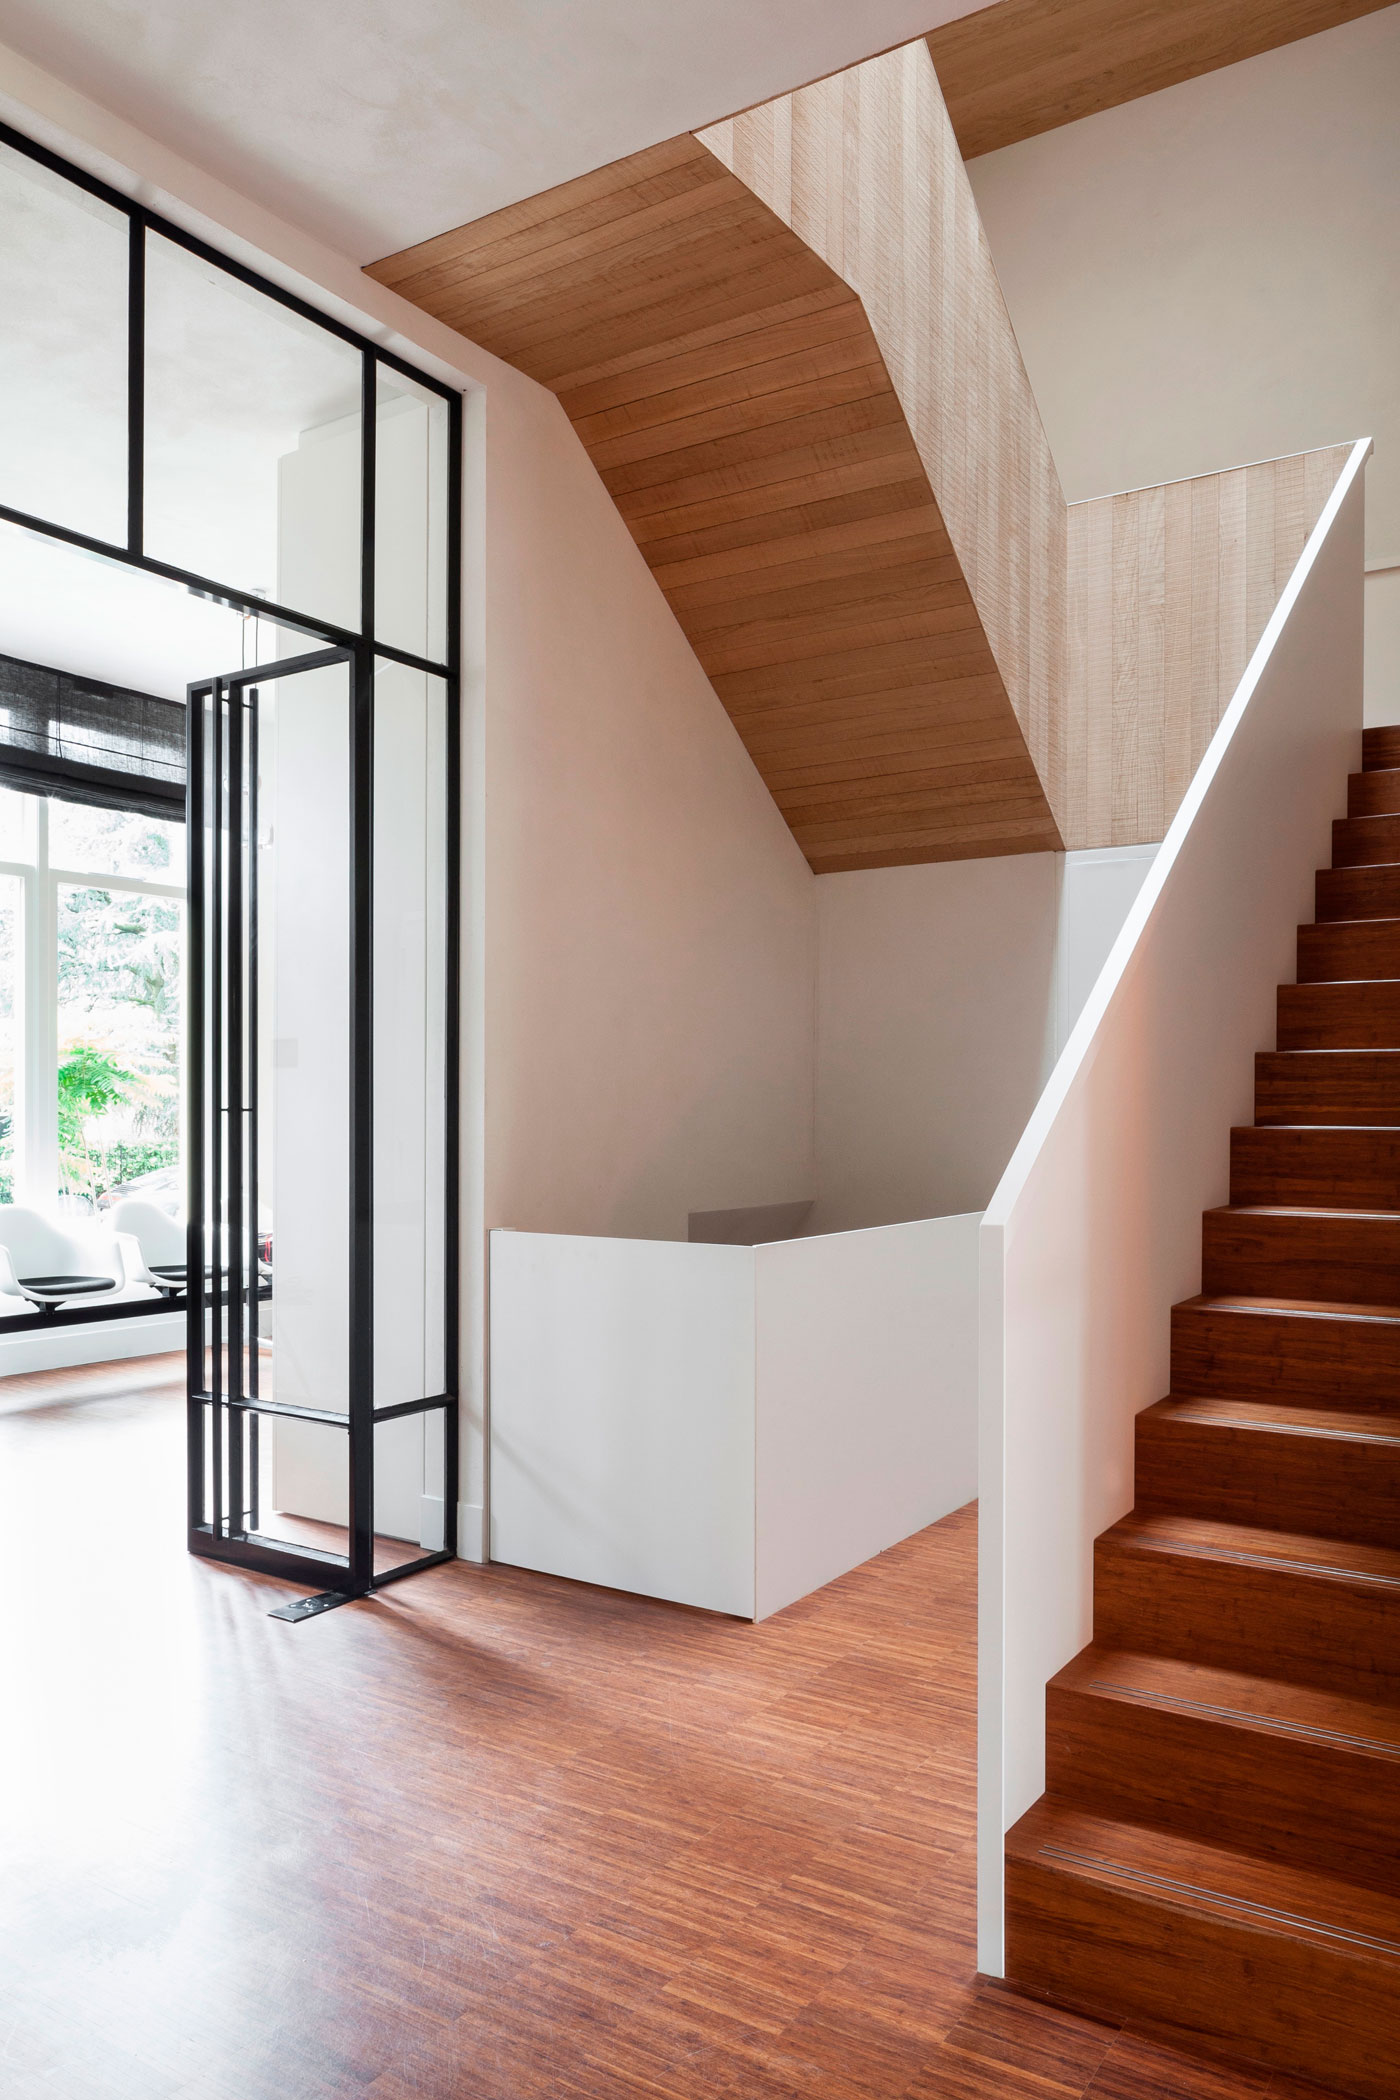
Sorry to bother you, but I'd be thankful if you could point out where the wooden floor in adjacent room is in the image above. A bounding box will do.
[0,1357,1346,2099]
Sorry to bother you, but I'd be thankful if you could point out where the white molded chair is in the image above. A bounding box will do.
[111,1202,271,1301]
[111,1199,187,1297]
[0,1205,127,1314]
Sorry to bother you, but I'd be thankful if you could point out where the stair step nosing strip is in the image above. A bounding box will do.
[1084,1679,1400,1758]
[1164,1411,1400,1446]
[1190,1300,1400,1326]
[1033,1844,1400,1958]
[1122,1536,1400,1587]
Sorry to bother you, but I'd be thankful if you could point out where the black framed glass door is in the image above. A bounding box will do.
[186,648,456,1614]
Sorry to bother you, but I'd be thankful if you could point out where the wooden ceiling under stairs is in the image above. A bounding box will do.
[367,52,1065,874]
[1005,723,1400,2097]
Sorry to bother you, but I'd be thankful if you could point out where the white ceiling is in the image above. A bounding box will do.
[0,0,993,262]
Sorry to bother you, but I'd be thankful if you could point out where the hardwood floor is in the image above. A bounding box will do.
[0,1356,1348,2098]
[1005,727,1400,2096]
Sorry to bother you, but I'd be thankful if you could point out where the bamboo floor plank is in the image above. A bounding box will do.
[0,1355,1348,2098]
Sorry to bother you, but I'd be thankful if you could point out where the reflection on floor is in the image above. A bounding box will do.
[0,1357,1347,2100]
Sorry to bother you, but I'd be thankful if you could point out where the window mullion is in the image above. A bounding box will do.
[23,804,58,1209]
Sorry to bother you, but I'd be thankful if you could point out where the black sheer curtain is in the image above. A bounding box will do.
[0,651,184,815]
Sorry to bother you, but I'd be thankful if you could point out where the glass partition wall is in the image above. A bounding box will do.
[0,118,461,1613]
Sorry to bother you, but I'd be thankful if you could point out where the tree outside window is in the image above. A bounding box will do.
[52,805,183,1212]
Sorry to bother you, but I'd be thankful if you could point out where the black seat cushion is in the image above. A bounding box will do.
[18,1273,117,1297]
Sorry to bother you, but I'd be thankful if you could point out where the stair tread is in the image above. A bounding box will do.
[1009,1798,1400,1954]
[1148,1394,1400,1441]
[1105,1511,1400,1585]
[1180,1291,1400,1323]
[1053,1643,1400,1758]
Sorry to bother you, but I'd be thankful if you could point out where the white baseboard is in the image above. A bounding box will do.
[0,1314,183,1381]
[418,1496,485,1563]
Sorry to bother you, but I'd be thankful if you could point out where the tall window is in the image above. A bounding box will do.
[0,788,184,1212]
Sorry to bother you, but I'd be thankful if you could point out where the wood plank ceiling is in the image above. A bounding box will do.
[927,0,1396,160]
[368,131,1062,873]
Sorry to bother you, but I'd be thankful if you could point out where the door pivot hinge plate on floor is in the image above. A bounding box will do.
[268,1588,361,1623]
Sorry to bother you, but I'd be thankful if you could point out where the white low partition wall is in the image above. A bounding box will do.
[0,1308,183,1379]
[489,1215,979,1621]
[977,437,1371,1974]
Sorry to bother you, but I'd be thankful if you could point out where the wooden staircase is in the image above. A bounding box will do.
[1004,724,1400,2098]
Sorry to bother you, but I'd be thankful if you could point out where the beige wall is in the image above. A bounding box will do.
[965,5,1400,720]
[484,387,817,1245]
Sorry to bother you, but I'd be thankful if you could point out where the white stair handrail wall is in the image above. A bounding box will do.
[977,436,1373,1974]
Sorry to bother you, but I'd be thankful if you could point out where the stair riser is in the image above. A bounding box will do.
[1201,1209,1400,1306]
[1349,772,1400,818]
[1005,1859,1400,2100]
[1363,731,1400,772]
[1333,816,1400,867]
[1297,921,1400,982]
[1046,1683,1400,1893]
[1229,1126,1400,1209]
[1136,1415,1400,1549]
[1255,1050,1400,1125]
[1278,983,1400,1049]
[1317,866,1400,922]
[1095,1538,1400,1700]
[1172,1304,1400,1409]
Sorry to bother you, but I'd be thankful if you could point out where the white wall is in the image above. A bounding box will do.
[490,1231,758,1616]
[489,1214,980,1621]
[1367,564,1400,718]
[965,6,1400,718]
[483,393,816,1249]
[808,855,1059,1235]
[805,848,1159,1238]
[754,1213,979,1618]
[1054,847,1158,1059]
[977,442,1367,1973]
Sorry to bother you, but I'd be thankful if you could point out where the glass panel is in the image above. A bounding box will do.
[254,1415,347,1550]
[253,662,351,1414]
[0,516,248,700]
[56,881,183,1213]
[49,801,182,881]
[0,874,21,1202]
[250,1413,437,1572]
[144,235,362,629]
[375,367,448,663]
[0,789,36,866]
[0,143,128,543]
[373,662,447,1409]
[374,1412,445,1572]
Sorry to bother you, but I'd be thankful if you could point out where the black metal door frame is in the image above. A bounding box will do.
[186,645,458,1611]
[0,114,463,1615]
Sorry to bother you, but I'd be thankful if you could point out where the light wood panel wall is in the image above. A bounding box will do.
[367,67,1065,873]
[926,0,1394,162]
[700,39,1069,835]
[1064,445,1352,847]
